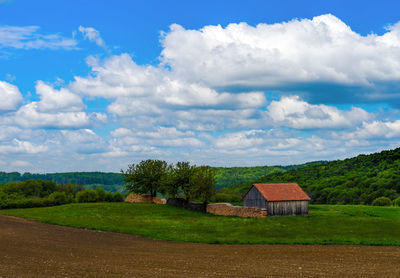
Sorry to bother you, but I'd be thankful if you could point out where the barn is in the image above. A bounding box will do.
[242,183,310,216]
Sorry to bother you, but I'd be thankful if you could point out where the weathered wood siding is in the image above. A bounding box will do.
[267,200,308,216]
[243,186,267,208]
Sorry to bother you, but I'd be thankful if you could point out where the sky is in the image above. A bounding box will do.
[1,0,400,173]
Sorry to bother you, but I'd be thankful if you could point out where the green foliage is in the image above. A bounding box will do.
[214,166,284,188]
[112,192,124,202]
[122,161,217,204]
[188,166,216,203]
[394,197,400,207]
[0,171,124,187]
[212,192,241,203]
[47,192,69,205]
[372,197,392,206]
[105,192,114,202]
[2,203,400,245]
[0,179,57,198]
[76,190,99,203]
[224,147,400,205]
[122,160,171,197]
[0,179,120,209]
[94,188,106,202]
[168,161,195,199]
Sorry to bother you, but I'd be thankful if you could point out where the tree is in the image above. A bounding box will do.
[121,159,171,197]
[188,166,216,204]
[163,161,195,199]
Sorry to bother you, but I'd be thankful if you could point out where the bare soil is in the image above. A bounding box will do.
[0,214,399,278]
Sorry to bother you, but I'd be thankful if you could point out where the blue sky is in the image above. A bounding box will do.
[1,0,400,172]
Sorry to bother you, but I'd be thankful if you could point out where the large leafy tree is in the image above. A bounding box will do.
[121,159,171,197]
[188,166,216,204]
[163,161,195,199]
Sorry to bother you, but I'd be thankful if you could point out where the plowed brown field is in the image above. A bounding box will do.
[0,214,399,278]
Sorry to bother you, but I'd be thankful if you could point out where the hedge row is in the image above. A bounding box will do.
[0,189,124,209]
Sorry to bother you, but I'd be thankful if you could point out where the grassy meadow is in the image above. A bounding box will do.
[1,203,400,245]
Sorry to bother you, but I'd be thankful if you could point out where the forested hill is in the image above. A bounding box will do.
[0,166,284,190]
[226,148,400,205]
[214,166,284,188]
[0,172,124,185]
[0,172,125,192]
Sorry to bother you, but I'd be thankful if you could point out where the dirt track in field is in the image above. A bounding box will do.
[0,215,399,278]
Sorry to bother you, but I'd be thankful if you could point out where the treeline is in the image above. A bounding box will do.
[0,179,124,209]
[0,172,124,187]
[214,166,284,188]
[0,166,284,192]
[224,147,400,205]
[122,160,216,203]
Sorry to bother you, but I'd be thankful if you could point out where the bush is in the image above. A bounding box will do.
[3,197,50,209]
[372,197,392,206]
[47,192,68,205]
[94,188,106,202]
[76,190,98,203]
[104,192,114,202]
[112,192,124,202]
[393,197,400,207]
[212,192,241,203]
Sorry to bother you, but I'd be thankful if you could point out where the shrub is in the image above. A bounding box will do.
[372,197,392,206]
[94,188,106,202]
[47,192,68,205]
[393,197,400,207]
[4,197,50,209]
[213,192,241,203]
[76,190,98,203]
[104,192,114,202]
[112,192,124,202]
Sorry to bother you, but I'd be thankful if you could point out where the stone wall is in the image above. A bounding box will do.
[206,203,267,218]
[125,193,166,204]
[152,197,167,205]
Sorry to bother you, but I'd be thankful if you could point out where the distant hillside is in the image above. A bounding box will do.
[224,148,400,205]
[0,172,125,192]
[0,166,285,192]
[276,161,329,170]
[214,166,284,188]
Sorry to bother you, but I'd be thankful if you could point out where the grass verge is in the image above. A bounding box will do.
[1,203,400,245]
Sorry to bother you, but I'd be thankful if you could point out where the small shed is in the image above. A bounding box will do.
[242,183,310,216]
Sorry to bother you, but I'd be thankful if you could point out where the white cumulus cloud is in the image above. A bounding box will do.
[0,81,23,111]
[35,81,84,112]
[161,14,400,103]
[267,96,371,129]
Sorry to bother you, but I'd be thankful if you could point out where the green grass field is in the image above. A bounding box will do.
[1,203,400,245]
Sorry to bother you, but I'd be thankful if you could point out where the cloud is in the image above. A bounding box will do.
[353,120,400,139]
[0,81,23,111]
[78,26,106,47]
[10,160,31,167]
[9,81,106,129]
[0,139,47,154]
[3,14,400,171]
[59,129,107,154]
[267,96,371,129]
[161,14,400,104]
[35,81,85,112]
[14,104,93,128]
[0,25,77,50]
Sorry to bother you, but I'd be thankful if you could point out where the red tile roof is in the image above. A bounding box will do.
[253,183,310,201]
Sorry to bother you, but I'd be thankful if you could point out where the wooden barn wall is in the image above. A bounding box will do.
[267,201,308,216]
[243,186,267,208]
